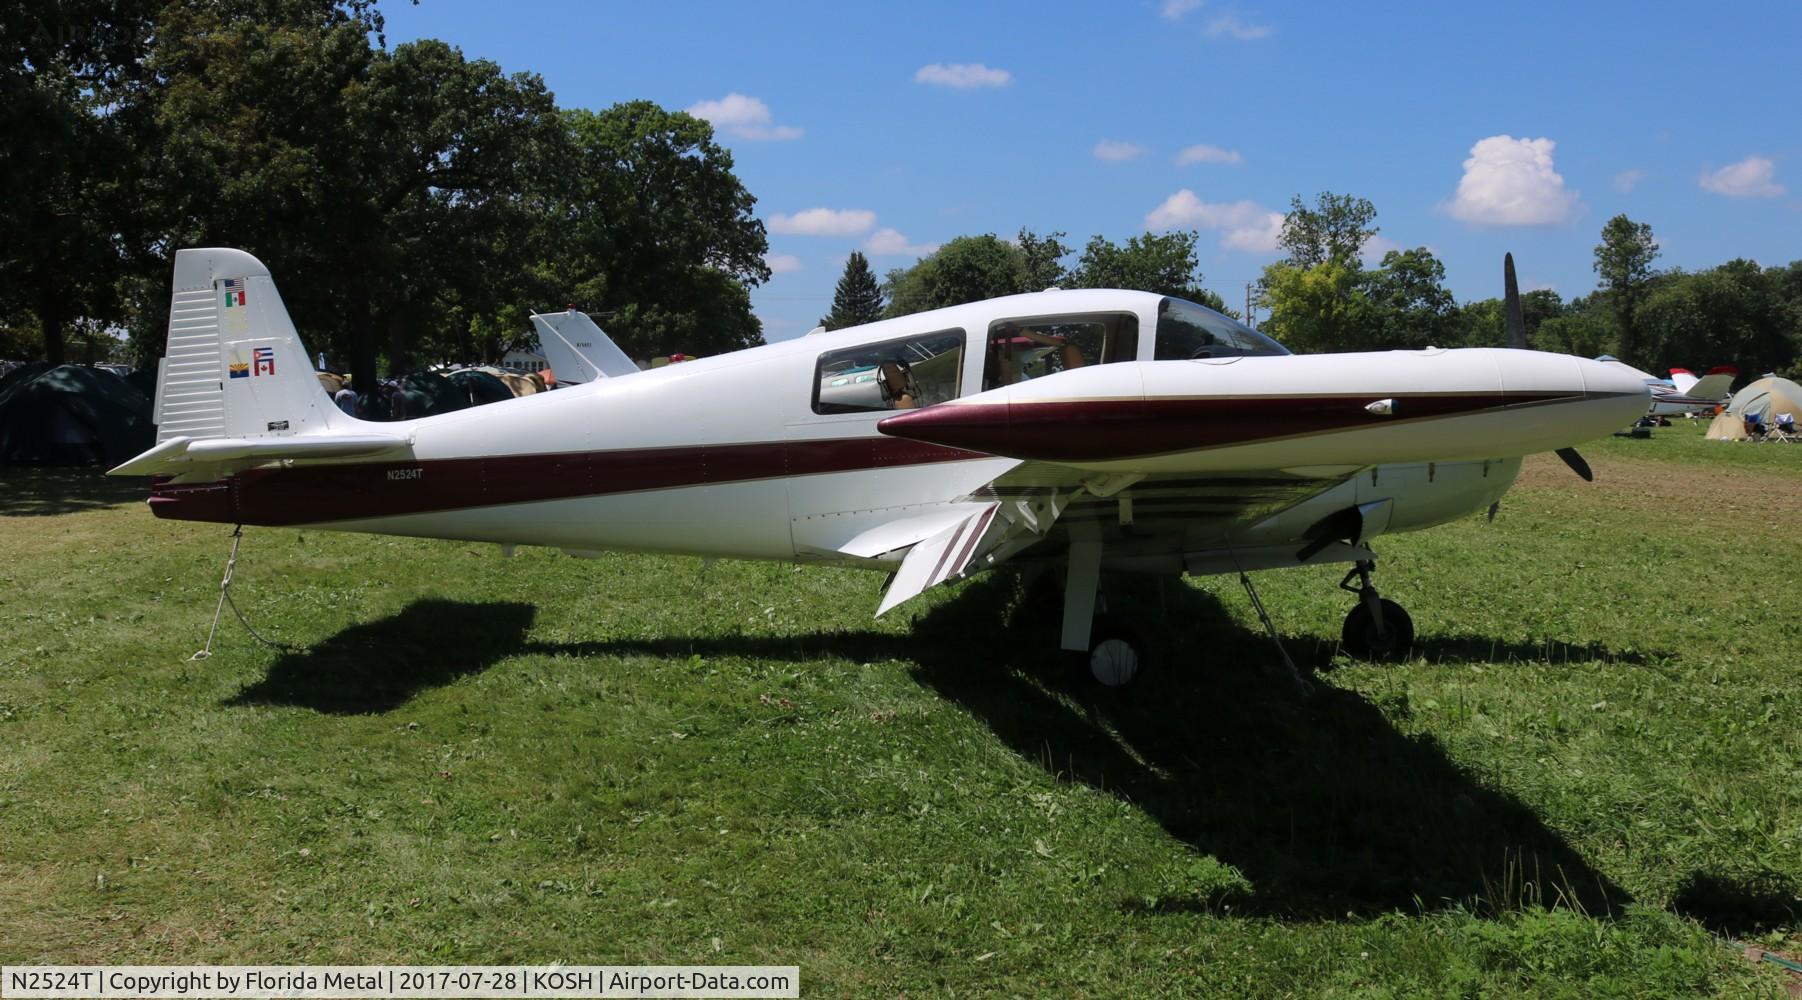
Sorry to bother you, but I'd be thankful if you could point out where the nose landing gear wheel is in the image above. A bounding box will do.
[1341,598,1414,661]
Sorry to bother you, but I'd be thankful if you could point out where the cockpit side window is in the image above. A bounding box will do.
[811,329,965,415]
[982,312,1139,391]
[1155,298,1289,360]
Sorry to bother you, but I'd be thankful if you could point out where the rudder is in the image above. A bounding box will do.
[154,247,343,444]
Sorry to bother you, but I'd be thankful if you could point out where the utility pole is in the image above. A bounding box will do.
[1244,282,1255,328]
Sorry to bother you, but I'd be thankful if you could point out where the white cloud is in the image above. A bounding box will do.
[1444,135,1580,226]
[767,208,877,237]
[1206,13,1272,39]
[1161,0,1203,18]
[914,63,1012,88]
[1092,140,1145,163]
[686,93,803,141]
[1699,155,1785,198]
[763,253,803,274]
[865,228,939,257]
[1176,143,1243,165]
[1145,190,1284,252]
[1611,168,1645,193]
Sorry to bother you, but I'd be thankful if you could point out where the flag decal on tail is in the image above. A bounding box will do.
[253,346,276,376]
[222,277,247,307]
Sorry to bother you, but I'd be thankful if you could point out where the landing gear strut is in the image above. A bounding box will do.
[1338,560,1414,661]
[1059,536,1147,688]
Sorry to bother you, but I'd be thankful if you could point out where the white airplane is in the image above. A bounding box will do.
[528,309,640,385]
[113,248,1648,686]
[1595,356,1736,418]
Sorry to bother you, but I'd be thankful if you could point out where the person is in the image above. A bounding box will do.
[333,385,359,417]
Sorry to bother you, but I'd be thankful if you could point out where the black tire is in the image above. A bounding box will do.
[1083,616,1148,688]
[1341,598,1414,662]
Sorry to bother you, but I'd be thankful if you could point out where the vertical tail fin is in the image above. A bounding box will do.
[153,247,344,444]
[530,309,640,384]
[112,248,406,478]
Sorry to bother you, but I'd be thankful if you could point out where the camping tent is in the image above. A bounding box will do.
[0,364,154,465]
[390,371,470,419]
[444,369,515,407]
[1705,376,1802,440]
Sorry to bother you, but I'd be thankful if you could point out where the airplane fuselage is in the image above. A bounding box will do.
[148,289,1644,577]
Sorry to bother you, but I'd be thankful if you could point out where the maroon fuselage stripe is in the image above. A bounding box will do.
[149,437,987,526]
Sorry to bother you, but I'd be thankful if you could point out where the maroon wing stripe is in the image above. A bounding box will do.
[946,505,997,580]
[879,393,1581,462]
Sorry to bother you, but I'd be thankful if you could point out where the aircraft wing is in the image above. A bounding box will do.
[872,458,1354,616]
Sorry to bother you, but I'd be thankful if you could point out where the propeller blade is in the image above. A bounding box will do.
[1554,447,1594,482]
[1487,501,1500,523]
[1504,252,1527,350]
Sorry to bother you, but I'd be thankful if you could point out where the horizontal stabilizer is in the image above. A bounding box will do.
[110,432,410,477]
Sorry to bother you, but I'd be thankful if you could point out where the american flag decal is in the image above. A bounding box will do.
[222,277,247,307]
[252,346,276,376]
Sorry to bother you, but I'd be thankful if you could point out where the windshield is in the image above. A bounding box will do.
[1155,297,1289,360]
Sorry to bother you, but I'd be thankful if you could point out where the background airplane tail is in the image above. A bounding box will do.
[530,309,640,384]
[151,247,344,444]
[1669,367,1737,400]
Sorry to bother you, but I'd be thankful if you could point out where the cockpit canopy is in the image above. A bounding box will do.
[1155,297,1289,360]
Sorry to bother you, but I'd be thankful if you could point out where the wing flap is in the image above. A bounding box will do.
[875,502,1001,616]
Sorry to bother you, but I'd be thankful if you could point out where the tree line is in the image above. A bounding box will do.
[2,0,770,391]
[9,1,1799,388]
[837,194,1802,381]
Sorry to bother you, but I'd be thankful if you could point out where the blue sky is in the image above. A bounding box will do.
[379,0,1801,341]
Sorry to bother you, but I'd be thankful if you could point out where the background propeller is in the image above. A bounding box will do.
[1504,252,1528,351]
[1508,253,1595,482]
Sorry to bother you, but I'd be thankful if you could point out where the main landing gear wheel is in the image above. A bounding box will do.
[1084,617,1146,688]
[1340,598,1414,661]
[1335,559,1415,663]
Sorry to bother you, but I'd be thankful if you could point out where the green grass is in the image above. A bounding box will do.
[2,438,1800,997]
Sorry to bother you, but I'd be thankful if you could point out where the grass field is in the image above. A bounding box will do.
[3,419,1801,997]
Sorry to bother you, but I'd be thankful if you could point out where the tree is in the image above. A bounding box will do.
[1532,312,1614,359]
[1015,228,1070,290]
[144,2,537,387]
[540,102,770,359]
[1278,192,1378,270]
[1456,289,1564,348]
[884,234,1028,317]
[1637,260,1794,378]
[1364,248,1457,350]
[0,0,163,363]
[1257,261,1376,353]
[1068,231,1223,308]
[819,251,884,330]
[1592,214,1659,364]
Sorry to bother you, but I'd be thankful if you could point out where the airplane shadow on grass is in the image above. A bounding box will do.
[229,581,1640,920]
[226,598,538,715]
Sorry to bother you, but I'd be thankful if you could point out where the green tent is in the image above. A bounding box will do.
[0,364,154,466]
[392,372,470,419]
[444,369,515,407]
